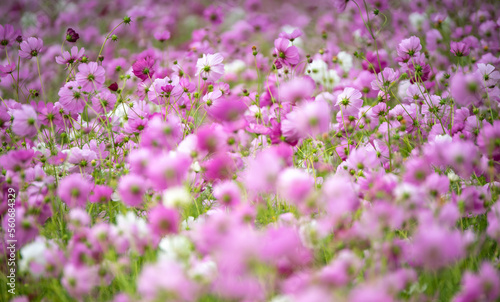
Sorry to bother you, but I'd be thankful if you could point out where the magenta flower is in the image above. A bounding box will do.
[118,174,148,207]
[478,120,500,160]
[279,29,303,42]
[450,72,482,106]
[453,262,500,302]
[58,81,86,113]
[0,63,16,77]
[148,205,180,237]
[196,53,225,82]
[154,30,171,42]
[57,174,93,208]
[67,147,98,174]
[138,259,197,301]
[75,62,105,92]
[91,90,117,114]
[277,168,314,210]
[476,63,500,87]
[132,56,155,81]
[203,5,224,25]
[19,37,43,59]
[273,38,299,66]
[61,264,99,299]
[213,181,241,208]
[336,87,363,115]
[0,24,16,49]
[89,185,113,203]
[55,46,85,65]
[397,36,422,58]
[450,41,470,57]
[407,223,467,270]
[12,105,38,137]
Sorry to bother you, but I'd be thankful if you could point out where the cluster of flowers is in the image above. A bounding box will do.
[1,0,500,301]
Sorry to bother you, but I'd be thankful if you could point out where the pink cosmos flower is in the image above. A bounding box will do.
[453,262,500,302]
[287,100,331,138]
[0,63,15,77]
[196,53,225,82]
[203,5,224,25]
[476,63,500,87]
[407,222,467,270]
[19,37,43,59]
[273,38,300,66]
[58,81,86,113]
[67,147,98,174]
[12,105,38,137]
[154,30,171,42]
[336,87,363,115]
[397,36,422,58]
[91,90,116,114]
[213,181,241,208]
[277,168,314,210]
[450,72,483,106]
[450,41,470,57]
[55,46,85,65]
[138,259,198,302]
[89,185,113,203]
[75,62,105,92]
[132,56,155,81]
[0,24,16,49]
[279,29,303,42]
[118,174,148,207]
[61,264,99,299]
[148,205,180,237]
[146,153,191,190]
[57,174,93,208]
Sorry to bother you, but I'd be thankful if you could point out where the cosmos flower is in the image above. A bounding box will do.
[12,105,38,137]
[58,81,86,113]
[75,62,105,92]
[132,56,156,81]
[0,24,16,49]
[273,38,299,66]
[196,53,225,82]
[56,46,85,65]
[19,37,43,59]
[57,174,93,208]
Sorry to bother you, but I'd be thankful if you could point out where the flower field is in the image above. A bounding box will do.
[1,0,500,301]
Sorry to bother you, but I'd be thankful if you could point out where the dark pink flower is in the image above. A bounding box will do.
[132,57,155,81]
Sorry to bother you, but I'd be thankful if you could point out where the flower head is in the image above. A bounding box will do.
[196,53,225,82]
[57,174,93,208]
[0,24,16,49]
[75,62,105,92]
[132,57,156,81]
[12,105,38,137]
[19,37,43,59]
[65,28,80,43]
[56,46,85,65]
[273,38,299,66]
